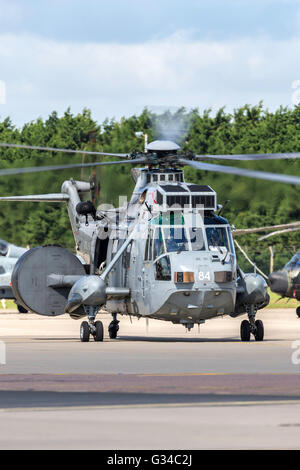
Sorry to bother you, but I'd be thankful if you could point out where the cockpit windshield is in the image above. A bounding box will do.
[0,240,8,256]
[284,252,300,270]
[164,227,189,253]
[146,222,233,261]
[189,228,205,251]
[205,227,229,252]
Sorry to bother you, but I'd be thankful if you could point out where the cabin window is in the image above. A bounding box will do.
[285,254,300,270]
[153,228,165,259]
[123,242,132,269]
[155,255,171,281]
[144,232,152,261]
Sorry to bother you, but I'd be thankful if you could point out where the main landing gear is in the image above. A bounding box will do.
[80,306,103,342]
[240,305,264,342]
[108,313,119,339]
[296,306,300,318]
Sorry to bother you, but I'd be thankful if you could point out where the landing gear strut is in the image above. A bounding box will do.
[80,306,103,342]
[240,305,264,342]
[108,313,119,339]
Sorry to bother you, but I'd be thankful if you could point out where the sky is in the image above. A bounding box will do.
[1,0,300,127]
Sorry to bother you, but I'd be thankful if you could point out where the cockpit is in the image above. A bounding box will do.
[144,212,235,281]
[284,252,300,271]
[0,240,8,257]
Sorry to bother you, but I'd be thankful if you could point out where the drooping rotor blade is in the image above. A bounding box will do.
[179,158,300,185]
[0,142,129,158]
[194,152,300,161]
[258,227,300,241]
[0,158,146,177]
[233,222,300,236]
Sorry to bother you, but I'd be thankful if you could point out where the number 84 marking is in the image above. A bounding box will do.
[199,271,210,281]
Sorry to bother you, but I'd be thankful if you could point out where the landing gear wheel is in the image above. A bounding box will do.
[241,319,251,342]
[296,306,300,318]
[254,319,264,341]
[80,321,90,342]
[17,304,28,313]
[108,321,119,339]
[93,321,104,342]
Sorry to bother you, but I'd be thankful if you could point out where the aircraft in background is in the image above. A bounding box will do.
[0,239,28,312]
[233,223,300,317]
[268,252,300,317]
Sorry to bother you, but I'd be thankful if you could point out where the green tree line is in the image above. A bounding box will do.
[0,104,299,273]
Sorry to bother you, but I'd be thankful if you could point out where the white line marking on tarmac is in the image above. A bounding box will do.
[1,400,300,413]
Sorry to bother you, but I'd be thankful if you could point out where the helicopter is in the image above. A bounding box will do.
[260,225,300,316]
[268,252,300,317]
[0,139,299,342]
[0,239,28,312]
[232,223,300,317]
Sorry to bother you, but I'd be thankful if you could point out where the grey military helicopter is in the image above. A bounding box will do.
[233,222,300,317]
[0,239,28,311]
[268,252,300,317]
[0,140,299,342]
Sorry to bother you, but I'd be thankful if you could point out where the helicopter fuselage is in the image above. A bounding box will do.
[68,168,267,327]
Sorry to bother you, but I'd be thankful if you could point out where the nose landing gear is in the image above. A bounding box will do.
[240,305,264,342]
[80,306,103,342]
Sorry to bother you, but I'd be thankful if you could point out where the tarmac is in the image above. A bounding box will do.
[0,308,300,449]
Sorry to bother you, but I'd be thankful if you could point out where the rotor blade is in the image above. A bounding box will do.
[233,222,300,236]
[258,227,300,241]
[179,158,300,185]
[0,158,146,177]
[0,142,129,158]
[194,152,300,161]
[0,194,70,202]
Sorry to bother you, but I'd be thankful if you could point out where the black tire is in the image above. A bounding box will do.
[17,304,28,313]
[254,319,264,341]
[296,306,300,318]
[241,319,251,342]
[108,320,119,339]
[93,321,104,342]
[80,321,90,342]
[109,327,117,339]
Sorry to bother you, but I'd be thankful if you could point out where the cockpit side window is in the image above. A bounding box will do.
[0,240,8,256]
[227,227,235,254]
[285,253,300,270]
[155,255,171,281]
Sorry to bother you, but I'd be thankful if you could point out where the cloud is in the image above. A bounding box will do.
[0,0,23,29]
[0,32,299,126]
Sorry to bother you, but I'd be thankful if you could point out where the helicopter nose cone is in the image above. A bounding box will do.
[65,293,83,313]
[268,271,288,295]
